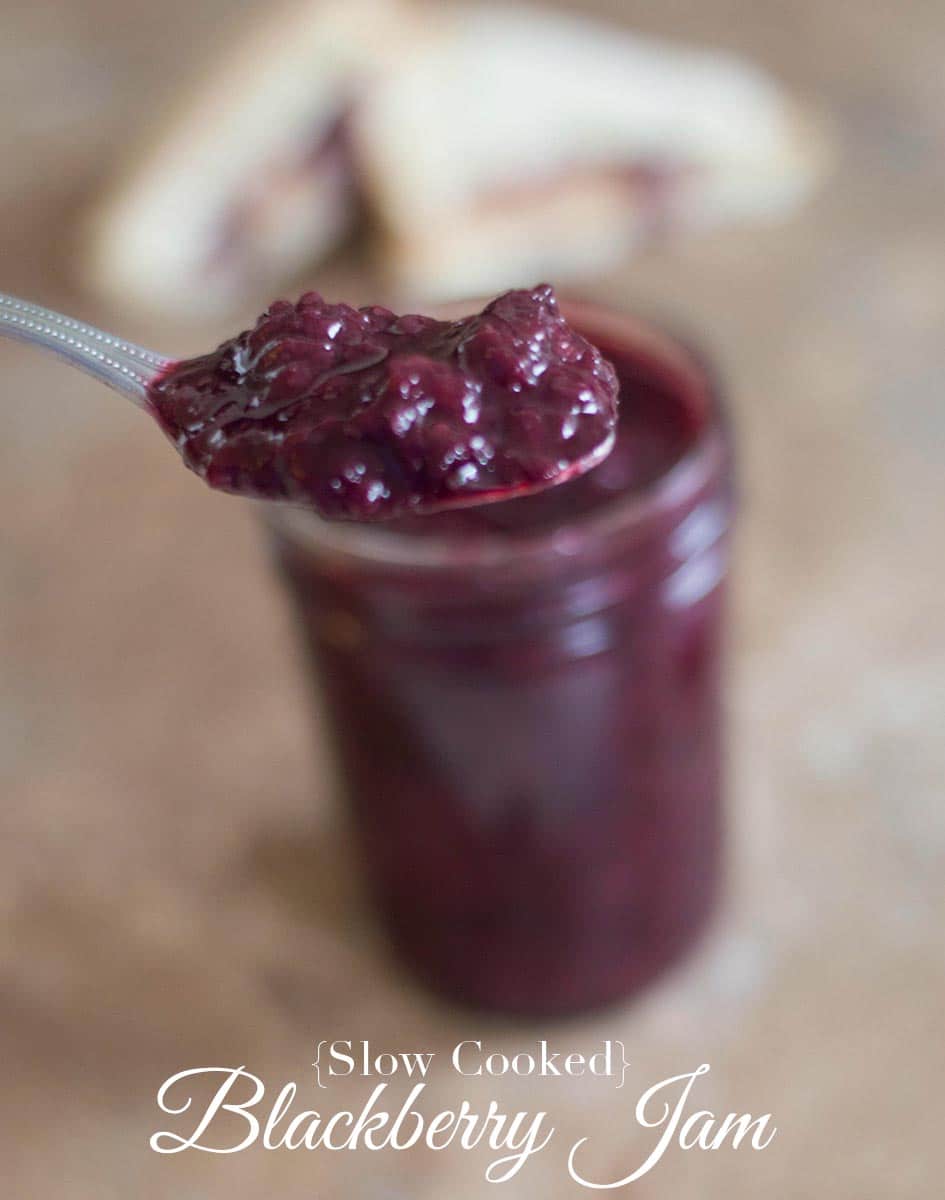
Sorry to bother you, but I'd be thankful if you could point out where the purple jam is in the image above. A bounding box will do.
[383,325,704,539]
[145,285,619,520]
[272,305,734,1016]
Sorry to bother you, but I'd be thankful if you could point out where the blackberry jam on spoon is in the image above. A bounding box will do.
[0,285,619,519]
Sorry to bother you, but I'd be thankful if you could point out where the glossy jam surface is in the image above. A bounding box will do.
[275,317,733,1016]
[146,285,619,520]
[384,326,704,538]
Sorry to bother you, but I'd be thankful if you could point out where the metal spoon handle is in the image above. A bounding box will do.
[0,292,171,406]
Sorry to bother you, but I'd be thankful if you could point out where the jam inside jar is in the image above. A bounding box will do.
[268,301,735,1016]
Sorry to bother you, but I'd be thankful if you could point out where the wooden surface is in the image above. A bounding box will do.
[1,1,943,1196]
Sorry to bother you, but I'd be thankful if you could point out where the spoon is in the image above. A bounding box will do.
[0,285,619,521]
[0,291,168,406]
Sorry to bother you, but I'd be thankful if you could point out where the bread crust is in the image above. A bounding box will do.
[83,0,422,318]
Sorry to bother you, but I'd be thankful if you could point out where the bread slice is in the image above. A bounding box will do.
[84,0,826,318]
[84,0,420,320]
[355,2,828,299]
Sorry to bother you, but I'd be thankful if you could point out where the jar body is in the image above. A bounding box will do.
[270,309,734,1016]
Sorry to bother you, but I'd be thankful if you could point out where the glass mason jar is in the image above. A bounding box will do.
[266,300,734,1017]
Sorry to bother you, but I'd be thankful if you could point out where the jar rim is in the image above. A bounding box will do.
[262,298,727,571]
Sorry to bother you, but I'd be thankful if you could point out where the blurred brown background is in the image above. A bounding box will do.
[1,1,943,1196]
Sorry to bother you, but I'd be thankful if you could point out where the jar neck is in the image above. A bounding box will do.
[273,438,733,647]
